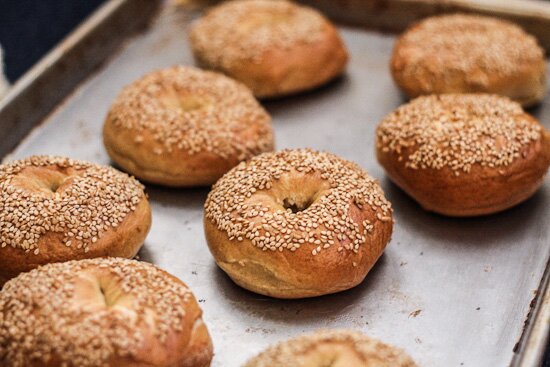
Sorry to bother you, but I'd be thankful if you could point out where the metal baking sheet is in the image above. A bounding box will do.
[1,1,549,366]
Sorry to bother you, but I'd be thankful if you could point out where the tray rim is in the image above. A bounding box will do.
[0,0,548,365]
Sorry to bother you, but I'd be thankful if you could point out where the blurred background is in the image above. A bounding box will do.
[0,0,104,83]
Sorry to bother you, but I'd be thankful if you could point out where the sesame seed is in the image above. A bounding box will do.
[376,94,542,172]
[106,66,273,159]
[0,258,193,367]
[393,14,544,89]
[243,329,417,367]
[190,0,326,68]
[205,149,392,256]
[0,156,146,253]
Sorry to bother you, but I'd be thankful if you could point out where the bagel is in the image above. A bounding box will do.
[103,66,274,187]
[391,14,546,107]
[190,0,348,98]
[376,94,550,216]
[204,149,393,299]
[0,156,151,285]
[0,257,213,367]
[244,329,417,367]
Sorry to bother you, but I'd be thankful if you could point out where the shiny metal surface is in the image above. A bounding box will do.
[2,2,549,366]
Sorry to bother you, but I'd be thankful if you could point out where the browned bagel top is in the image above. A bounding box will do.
[0,258,194,367]
[376,94,544,174]
[106,66,273,160]
[205,149,392,256]
[393,14,544,80]
[190,0,327,68]
[244,329,417,367]
[0,156,146,254]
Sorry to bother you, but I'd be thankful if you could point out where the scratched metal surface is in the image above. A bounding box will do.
[2,2,550,366]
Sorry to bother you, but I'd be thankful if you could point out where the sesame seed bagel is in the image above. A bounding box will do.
[376,94,550,217]
[204,149,393,299]
[0,258,213,367]
[189,0,348,99]
[103,66,274,187]
[391,14,546,107]
[0,156,151,285]
[244,329,417,367]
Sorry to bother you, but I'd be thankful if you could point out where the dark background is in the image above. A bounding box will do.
[0,0,104,82]
[0,2,548,366]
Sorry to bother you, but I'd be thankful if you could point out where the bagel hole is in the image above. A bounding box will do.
[48,180,62,193]
[282,197,314,213]
[179,97,207,112]
[99,284,110,307]
[43,174,67,193]
[99,283,116,308]
[161,89,210,113]
[304,343,364,367]
[97,278,127,308]
[274,173,330,214]
[13,167,69,195]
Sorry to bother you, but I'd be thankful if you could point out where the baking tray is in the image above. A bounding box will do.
[1,0,549,366]
[298,0,550,51]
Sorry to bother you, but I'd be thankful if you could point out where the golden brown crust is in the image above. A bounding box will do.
[204,214,391,299]
[0,156,151,285]
[204,149,393,299]
[244,329,417,367]
[376,94,550,216]
[391,14,546,107]
[104,136,251,188]
[103,66,274,187]
[190,0,348,98]
[0,258,213,367]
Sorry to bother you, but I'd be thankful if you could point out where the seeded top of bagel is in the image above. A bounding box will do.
[244,329,417,367]
[376,94,542,173]
[205,149,392,256]
[0,156,145,253]
[190,0,326,67]
[394,14,544,77]
[0,258,191,367]
[107,66,273,159]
